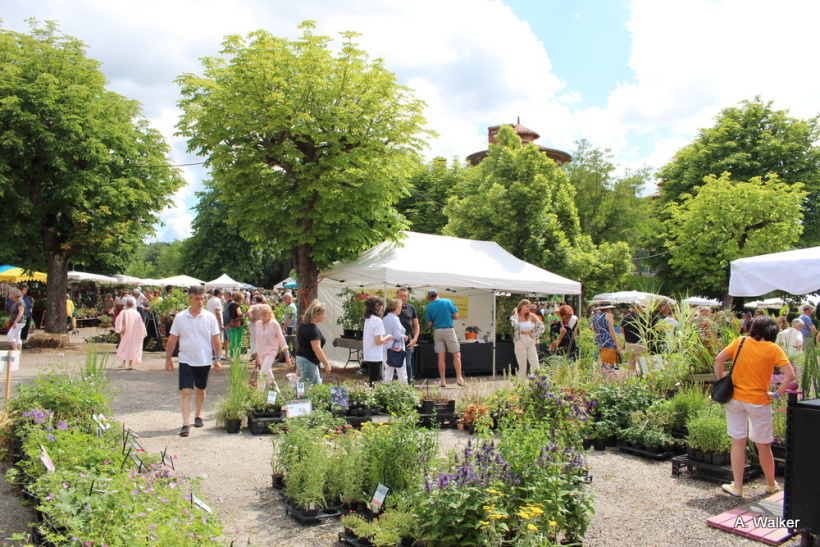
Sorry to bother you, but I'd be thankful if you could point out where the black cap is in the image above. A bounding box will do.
[427,290,438,299]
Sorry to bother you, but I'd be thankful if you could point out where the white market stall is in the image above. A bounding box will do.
[159,275,205,287]
[318,232,582,377]
[204,273,245,290]
[67,271,119,284]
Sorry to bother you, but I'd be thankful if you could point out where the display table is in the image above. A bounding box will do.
[416,340,517,378]
[333,337,363,370]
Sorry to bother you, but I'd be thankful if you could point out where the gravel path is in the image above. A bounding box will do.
[0,331,805,546]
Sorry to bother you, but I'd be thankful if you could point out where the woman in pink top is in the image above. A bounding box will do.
[255,304,292,391]
[114,297,148,370]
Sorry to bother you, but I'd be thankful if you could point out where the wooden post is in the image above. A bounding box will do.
[2,351,21,411]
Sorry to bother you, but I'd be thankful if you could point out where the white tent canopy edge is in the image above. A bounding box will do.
[318,232,582,376]
[729,246,820,297]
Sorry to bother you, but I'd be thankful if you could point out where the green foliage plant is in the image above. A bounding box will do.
[669,383,709,429]
[686,404,731,454]
[215,356,251,426]
[373,381,420,415]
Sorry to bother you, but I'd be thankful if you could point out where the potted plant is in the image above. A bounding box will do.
[215,357,251,433]
[495,297,515,340]
[686,405,731,465]
[464,325,480,340]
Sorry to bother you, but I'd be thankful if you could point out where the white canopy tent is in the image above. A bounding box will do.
[682,296,722,307]
[159,275,205,287]
[67,271,119,284]
[204,273,245,289]
[730,246,820,296]
[322,232,581,294]
[114,274,144,284]
[591,290,673,305]
[318,232,582,374]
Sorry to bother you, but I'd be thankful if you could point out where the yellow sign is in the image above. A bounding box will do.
[348,289,469,318]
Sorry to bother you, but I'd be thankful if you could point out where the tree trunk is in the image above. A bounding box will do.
[722,292,734,313]
[44,251,70,334]
[294,243,318,319]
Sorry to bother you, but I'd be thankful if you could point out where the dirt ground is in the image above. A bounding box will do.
[0,329,804,546]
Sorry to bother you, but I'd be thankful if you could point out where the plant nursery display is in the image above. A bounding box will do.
[5,355,221,546]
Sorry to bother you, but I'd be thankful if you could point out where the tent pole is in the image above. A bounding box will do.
[492,292,497,379]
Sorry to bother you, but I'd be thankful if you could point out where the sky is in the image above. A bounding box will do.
[4,0,820,242]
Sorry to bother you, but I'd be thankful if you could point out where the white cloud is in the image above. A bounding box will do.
[6,0,820,242]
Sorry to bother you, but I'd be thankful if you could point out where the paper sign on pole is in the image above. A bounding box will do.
[371,484,389,513]
[0,351,20,372]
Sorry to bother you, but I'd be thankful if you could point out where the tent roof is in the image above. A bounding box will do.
[730,246,820,296]
[67,271,119,284]
[159,275,205,287]
[320,232,581,294]
[0,267,48,283]
[204,273,245,288]
[592,290,673,305]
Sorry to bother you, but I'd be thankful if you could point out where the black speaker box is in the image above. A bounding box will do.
[785,397,820,534]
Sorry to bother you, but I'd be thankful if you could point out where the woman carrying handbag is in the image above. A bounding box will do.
[713,316,795,498]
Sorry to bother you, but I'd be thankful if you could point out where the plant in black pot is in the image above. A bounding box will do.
[215,356,251,433]
[685,404,731,465]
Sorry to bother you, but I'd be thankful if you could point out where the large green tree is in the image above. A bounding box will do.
[565,139,652,247]
[663,172,805,309]
[176,22,430,307]
[395,157,463,235]
[0,22,183,332]
[658,97,820,245]
[179,187,288,287]
[444,125,632,294]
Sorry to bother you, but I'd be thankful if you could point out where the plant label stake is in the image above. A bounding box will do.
[371,484,389,513]
[0,351,20,411]
[296,382,305,398]
[39,444,55,473]
[266,391,278,405]
[161,447,175,470]
[192,493,212,513]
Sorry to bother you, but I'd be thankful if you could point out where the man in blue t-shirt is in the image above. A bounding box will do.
[799,305,816,350]
[425,290,464,388]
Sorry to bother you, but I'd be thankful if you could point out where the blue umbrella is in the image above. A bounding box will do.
[284,282,297,289]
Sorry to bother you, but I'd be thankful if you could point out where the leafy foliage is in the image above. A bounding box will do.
[566,139,653,247]
[662,172,805,302]
[179,187,287,287]
[176,22,431,305]
[659,97,820,246]
[0,21,184,332]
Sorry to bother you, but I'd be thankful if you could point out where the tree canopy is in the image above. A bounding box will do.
[0,21,183,332]
[396,157,462,235]
[663,172,805,308]
[176,22,431,306]
[565,139,652,247]
[658,97,820,246]
[178,187,288,287]
[444,125,632,295]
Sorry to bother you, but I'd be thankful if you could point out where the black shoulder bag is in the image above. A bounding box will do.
[711,337,746,404]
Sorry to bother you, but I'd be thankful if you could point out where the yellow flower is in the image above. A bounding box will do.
[486,488,499,495]
[516,512,531,520]
[482,505,495,512]
[479,521,489,526]
[527,524,538,531]
[529,507,544,516]
[549,520,558,527]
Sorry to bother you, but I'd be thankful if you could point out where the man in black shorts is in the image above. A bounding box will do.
[165,286,222,437]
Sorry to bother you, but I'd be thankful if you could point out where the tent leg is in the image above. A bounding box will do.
[492,293,496,379]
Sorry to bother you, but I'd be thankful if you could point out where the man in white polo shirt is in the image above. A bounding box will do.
[165,286,222,437]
